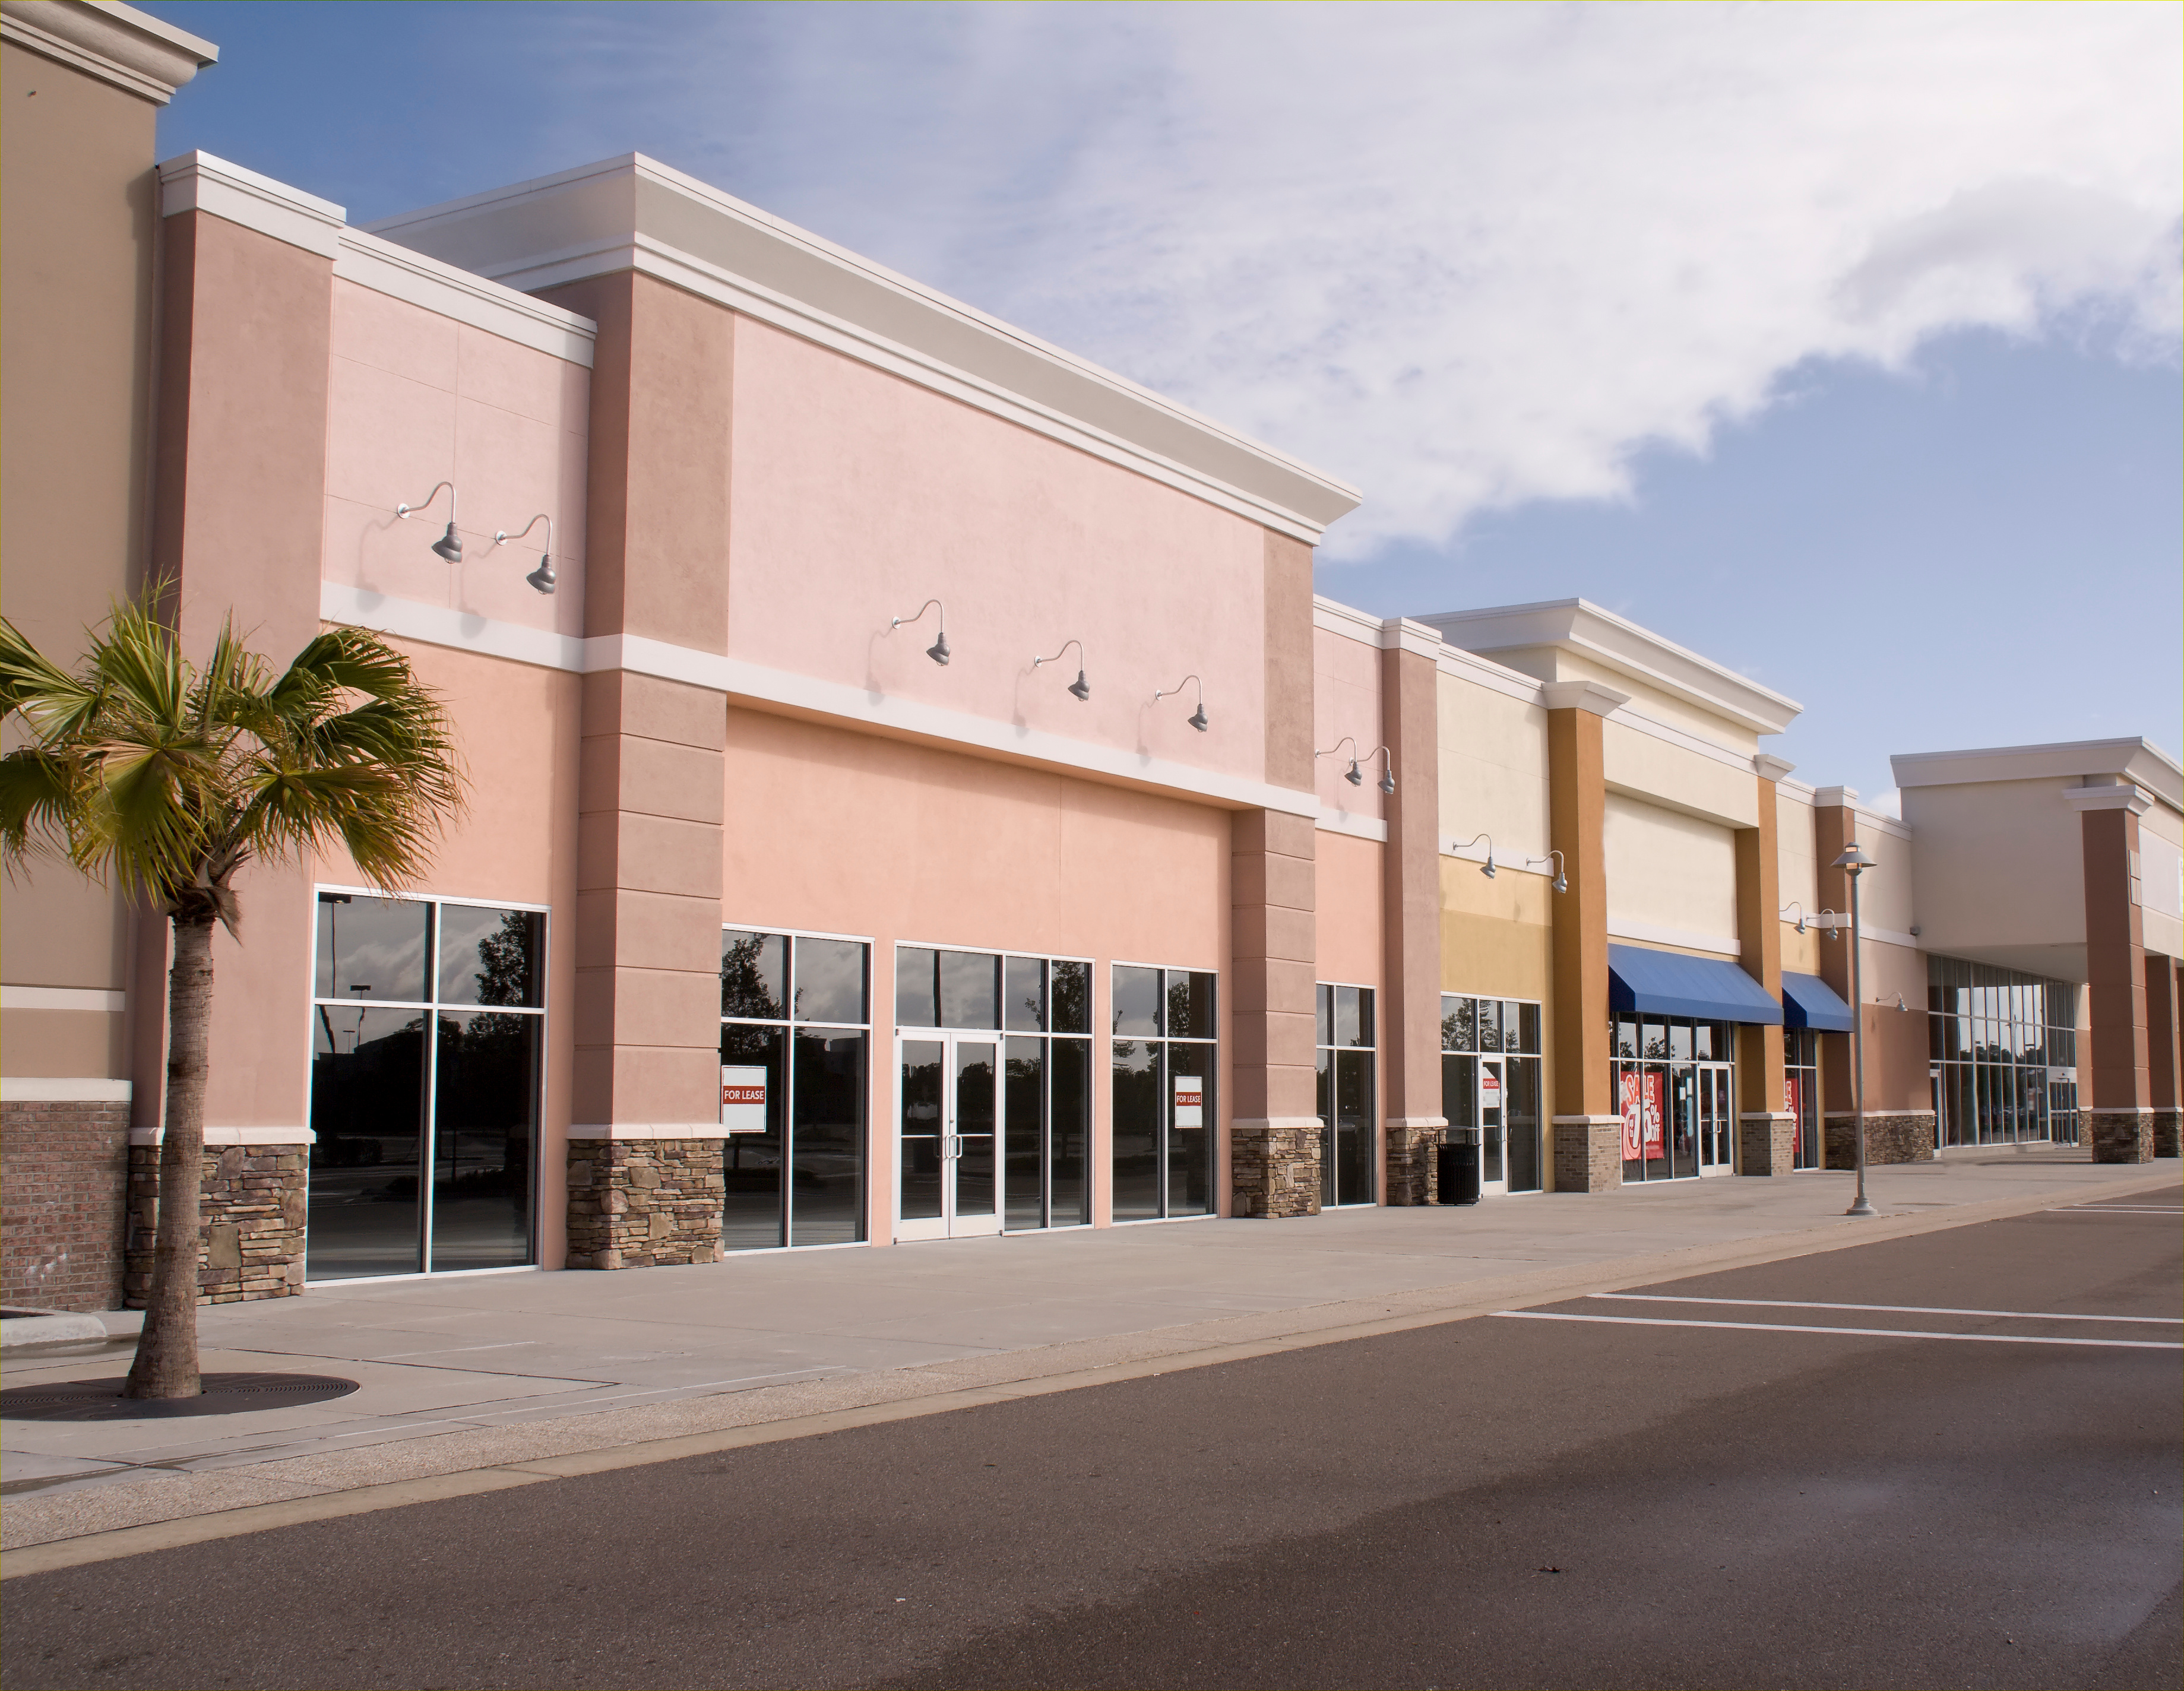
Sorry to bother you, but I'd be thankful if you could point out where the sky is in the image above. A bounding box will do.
[139,1,2182,809]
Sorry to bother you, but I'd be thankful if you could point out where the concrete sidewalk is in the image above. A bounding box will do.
[4,1148,2176,1562]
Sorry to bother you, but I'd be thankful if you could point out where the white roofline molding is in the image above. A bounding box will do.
[365,155,1360,543]
[2062,785,2153,816]
[1,0,215,104]
[335,229,596,366]
[1892,737,2182,812]
[159,150,344,258]
[1541,679,1632,718]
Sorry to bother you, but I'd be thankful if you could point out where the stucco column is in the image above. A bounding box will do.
[1735,756,1795,1174]
[1542,681,1624,1192]
[1812,792,1858,1169]
[2156,959,2184,1158]
[2074,786,2154,1163]
[1378,619,1445,1204]
[1230,531,1320,1218]
[545,271,735,1261]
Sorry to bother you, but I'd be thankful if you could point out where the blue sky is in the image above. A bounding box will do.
[140,1,2181,806]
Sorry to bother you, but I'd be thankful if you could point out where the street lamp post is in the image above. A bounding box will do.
[1833,840,1878,1218]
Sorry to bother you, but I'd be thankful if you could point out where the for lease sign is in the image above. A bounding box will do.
[1173,1075,1203,1128]
[721,1065,768,1133]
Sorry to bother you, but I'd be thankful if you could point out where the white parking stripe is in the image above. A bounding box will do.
[1495,1311,2184,1350]
[2046,1206,2184,1215]
[1590,1294,2182,1325]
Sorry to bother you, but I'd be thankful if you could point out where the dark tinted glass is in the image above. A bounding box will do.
[1506,1058,1542,1193]
[1167,971,1216,1040]
[723,930,789,1020]
[895,947,939,1027]
[940,951,998,1029]
[1332,1049,1374,1204]
[721,1024,784,1249]
[898,1039,944,1223]
[1443,996,1475,1053]
[1004,1036,1044,1228]
[1112,966,1162,1037]
[1111,1041,1160,1218]
[438,906,542,1008]
[1004,957,1046,1033]
[790,1031,864,1245]
[431,1010,537,1268]
[1517,1002,1542,1054]
[1442,1053,1477,1128]
[315,893,430,1003]
[1318,984,1335,1048]
[307,1006,424,1279]
[1317,1049,1335,1206]
[1476,998,1502,1053]
[1050,1038,1091,1226]
[1167,1044,1214,1215]
[954,1041,996,1217]
[794,938,866,1025]
[1049,960,1090,1034]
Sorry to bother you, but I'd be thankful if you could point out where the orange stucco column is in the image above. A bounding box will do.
[1735,758,1793,1173]
[1378,622,1445,1204]
[1543,682,1620,1191]
[2146,952,2181,1158]
[2077,788,2154,1162]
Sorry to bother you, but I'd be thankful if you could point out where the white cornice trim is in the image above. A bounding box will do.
[1419,600,1802,735]
[1811,785,1857,808]
[321,583,1317,819]
[1,1,215,104]
[1892,737,2182,811]
[1319,807,1387,844]
[1605,916,1742,959]
[334,230,596,367]
[1433,644,1546,707]
[1309,598,1442,660]
[2062,784,2153,816]
[1541,679,1631,718]
[368,156,1360,544]
[1,1076,131,1101]
[1603,702,1759,777]
[159,151,344,258]
[1,986,125,1012]
[129,1126,313,1147]
[1754,753,1797,783]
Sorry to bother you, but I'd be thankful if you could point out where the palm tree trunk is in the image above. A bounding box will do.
[125,914,214,1399]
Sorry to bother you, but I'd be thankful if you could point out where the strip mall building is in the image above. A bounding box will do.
[5,2,2179,1311]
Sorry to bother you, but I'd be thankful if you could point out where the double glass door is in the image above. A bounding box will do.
[898,1036,1001,1240]
[1691,1063,1734,1174]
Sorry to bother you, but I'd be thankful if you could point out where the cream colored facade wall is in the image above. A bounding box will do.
[1435,670,1549,866]
[1902,781,2087,964]
[1777,788,1821,974]
[1602,793,1738,955]
[1489,646,1764,752]
[1849,815,1916,938]
[1438,855,1553,1002]
[2139,816,2182,960]
[1601,719,1759,829]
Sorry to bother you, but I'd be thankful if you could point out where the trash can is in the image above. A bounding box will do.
[1437,1128,1481,1206]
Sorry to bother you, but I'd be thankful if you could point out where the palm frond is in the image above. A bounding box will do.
[0,618,104,742]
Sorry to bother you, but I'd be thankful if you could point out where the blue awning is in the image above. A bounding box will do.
[1607,943,1783,1026]
[1781,970,1855,1034]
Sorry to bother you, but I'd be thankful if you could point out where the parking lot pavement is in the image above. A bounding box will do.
[2,1154,2173,1561]
[4,1187,2176,1690]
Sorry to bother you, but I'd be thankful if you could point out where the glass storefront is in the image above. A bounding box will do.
[1316,984,1377,1206]
[1112,964,1217,1221]
[1612,1015,1736,1183]
[1786,1028,1822,1170]
[720,929,871,1250]
[308,892,543,1280]
[1441,994,1544,1194]
[896,946,1091,1237]
[1927,955,2079,1148]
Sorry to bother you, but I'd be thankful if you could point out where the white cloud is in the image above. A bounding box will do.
[531,1,2182,556]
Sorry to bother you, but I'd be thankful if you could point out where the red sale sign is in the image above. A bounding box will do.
[1621,1071,1664,1160]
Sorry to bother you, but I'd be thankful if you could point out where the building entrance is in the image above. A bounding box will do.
[1685,1063,1734,1174]
[898,1036,1002,1241]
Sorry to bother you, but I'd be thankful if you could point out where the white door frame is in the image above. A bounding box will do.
[1696,1062,1735,1175]
[895,1032,1006,1242]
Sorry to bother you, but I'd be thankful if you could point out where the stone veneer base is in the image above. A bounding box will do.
[566,1139,726,1268]
[125,1144,308,1307]
[2087,1109,2156,1164]
[1737,1112,1799,1177]
[1552,1117,1623,1193]
[1230,1120,1322,1218]
[1824,1113,1937,1170]
[3,1096,130,1312]
[2150,1109,2180,1159]
[1385,1122,1445,1206]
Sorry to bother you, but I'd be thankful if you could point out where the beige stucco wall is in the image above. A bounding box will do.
[1313,626,1386,824]
[1493,647,1763,753]
[1436,670,1550,866]
[1603,721,1759,829]
[1438,855,1552,1002]
[1603,793,1738,953]
[1777,789,1821,974]
[2140,804,2183,961]
[1316,829,1385,993]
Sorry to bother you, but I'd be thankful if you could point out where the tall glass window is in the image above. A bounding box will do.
[1316,984,1378,1206]
[1611,1014,1736,1182]
[1440,994,1544,1194]
[1112,964,1217,1221]
[1786,1029,1821,1170]
[721,929,871,1251]
[1927,955,2078,1148]
[309,892,544,1280]
[894,946,1092,1231]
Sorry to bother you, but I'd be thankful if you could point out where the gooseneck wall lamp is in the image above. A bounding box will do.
[1316,737,1395,794]
[1526,850,1568,894]
[492,514,557,595]
[891,600,951,666]
[397,482,463,564]
[1034,639,1090,701]
[1454,834,1498,879]
[1831,840,1878,1220]
[1152,675,1209,732]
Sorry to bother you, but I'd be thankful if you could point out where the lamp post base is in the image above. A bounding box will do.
[1844,1198,1878,1218]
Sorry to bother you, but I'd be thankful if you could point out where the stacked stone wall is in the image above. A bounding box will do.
[1552,1117,1622,1192]
[124,1142,308,1306]
[1384,1123,1444,1206]
[1737,1112,1799,1177]
[566,1139,724,1268]
[1824,1112,1936,1169]
[2088,1109,2155,1164]
[2150,1109,2180,1159]
[2,1098,130,1312]
[1230,1120,1321,1218]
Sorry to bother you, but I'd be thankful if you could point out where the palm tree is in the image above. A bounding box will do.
[0,595,464,1399]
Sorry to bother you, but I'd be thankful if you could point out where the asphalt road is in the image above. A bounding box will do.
[6,1193,2178,1691]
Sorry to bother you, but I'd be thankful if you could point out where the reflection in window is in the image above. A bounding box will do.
[1318,984,1376,1205]
[1110,965,1216,1221]
[1927,954,2078,1148]
[1441,993,1544,1195]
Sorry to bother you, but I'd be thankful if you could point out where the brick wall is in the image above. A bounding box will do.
[124,1142,308,1306]
[566,1139,724,1268]
[1553,1117,1622,1192]
[2,1098,130,1312]
[1825,1112,1936,1168]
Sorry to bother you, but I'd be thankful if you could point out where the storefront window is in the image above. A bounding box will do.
[721,929,870,1250]
[1786,1029,1821,1170]
[1112,964,1217,1221]
[1613,1015,1735,1182]
[1928,956,2078,1148]
[308,892,544,1280]
[1316,984,1377,1206]
[1441,994,1543,1194]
